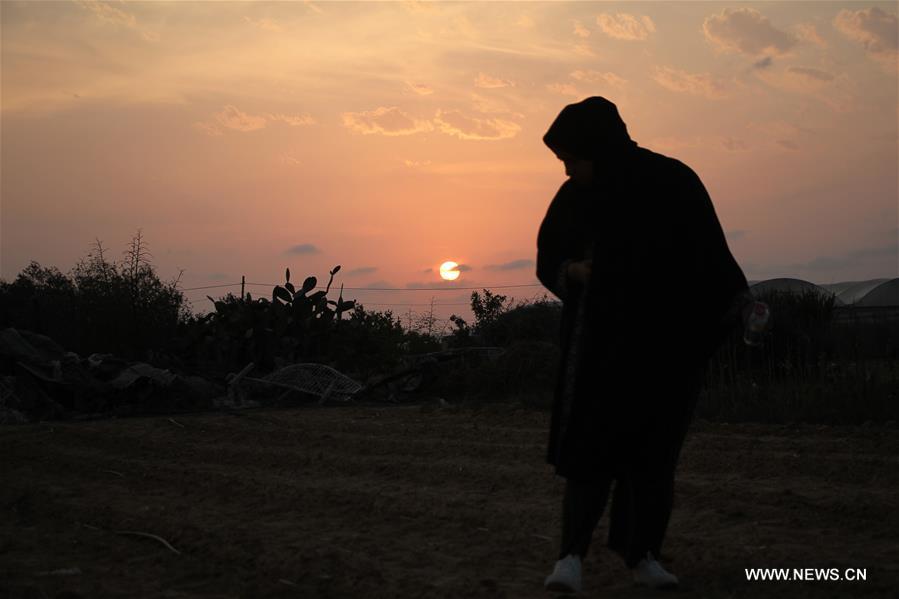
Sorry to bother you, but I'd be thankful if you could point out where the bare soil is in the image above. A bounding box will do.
[2,401,897,598]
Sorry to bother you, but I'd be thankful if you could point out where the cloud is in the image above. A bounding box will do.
[75,0,136,27]
[546,82,580,97]
[570,70,627,88]
[403,159,432,168]
[475,72,514,89]
[647,135,749,153]
[303,1,324,15]
[646,136,702,152]
[406,82,434,96]
[193,106,313,136]
[833,7,898,70]
[456,264,473,272]
[516,15,535,30]
[573,21,591,39]
[214,105,267,132]
[279,154,302,166]
[402,1,441,15]
[596,13,656,41]
[361,280,393,289]
[469,93,524,118]
[243,16,284,33]
[485,259,535,271]
[753,57,774,70]
[192,122,224,137]
[433,109,521,141]
[703,8,796,57]
[755,66,843,101]
[721,137,748,151]
[74,0,159,42]
[342,106,434,136]
[795,23,827,48]
[266,112,316,126]
[346,266,377,276]
[777,139,800,150]
[440,15,477,40]
[413,160,547,176]
[573,42,596,57]
[286,244,320,255]
[747,120,810,138]
[652,67,726,99]
[787,66,834,82]
[405,280,465,289]
[785,243,899,272]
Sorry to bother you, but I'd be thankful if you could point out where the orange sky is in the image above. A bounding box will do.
[1,1,897,325]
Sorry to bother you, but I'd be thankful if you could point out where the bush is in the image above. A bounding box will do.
[429,339,559,405]
[461,290,561,346]
[0,233,189,361]
[330,305,408,380]
[701,289,899,423]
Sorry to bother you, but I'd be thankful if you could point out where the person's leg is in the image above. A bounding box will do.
[546,474,614,593]
[624,366,705,567]
[606,476,632,559]
[558,474,614,560]
[622,467,674,567]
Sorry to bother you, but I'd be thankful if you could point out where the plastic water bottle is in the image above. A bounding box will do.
[743,301,770,347]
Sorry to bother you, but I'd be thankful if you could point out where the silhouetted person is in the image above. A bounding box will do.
[536,96,755,592]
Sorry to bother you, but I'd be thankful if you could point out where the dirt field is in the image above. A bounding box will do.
[2,400,897,598]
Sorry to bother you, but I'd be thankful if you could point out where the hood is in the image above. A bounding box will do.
[543,96,638,161]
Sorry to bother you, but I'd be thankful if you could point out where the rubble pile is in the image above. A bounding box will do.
[0,327,507,424]
[0,328,222,423]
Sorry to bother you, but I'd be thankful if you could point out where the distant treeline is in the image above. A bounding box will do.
[1,233,896,424]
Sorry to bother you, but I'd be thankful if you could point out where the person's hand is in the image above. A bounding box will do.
[741,300,771,347]
[741,300,770,330]
[567,258,592,285]
[740,300,754,329]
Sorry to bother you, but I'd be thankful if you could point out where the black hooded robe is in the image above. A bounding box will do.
[536,146,749,482]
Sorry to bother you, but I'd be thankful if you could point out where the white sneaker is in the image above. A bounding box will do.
[544,554,582,593]
[632,551,678,589]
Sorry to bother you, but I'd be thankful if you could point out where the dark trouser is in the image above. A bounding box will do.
[558,470,676,568]
[557,367,703,568]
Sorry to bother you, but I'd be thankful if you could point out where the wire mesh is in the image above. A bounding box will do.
[248,363,363,400]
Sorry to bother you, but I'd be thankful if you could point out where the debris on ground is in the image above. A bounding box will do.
[0,327,222,423]
[0,327,505,423]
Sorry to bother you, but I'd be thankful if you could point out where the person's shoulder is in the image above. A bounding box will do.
[549,178,583,205]
[556,178,580,195]
[633,146,700,182]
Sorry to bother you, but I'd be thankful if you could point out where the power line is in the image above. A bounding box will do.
[244,282,542,291]
[182,296,474,307]
[341,302,471,306]
[181,281,544,292]
[180,283,239,291]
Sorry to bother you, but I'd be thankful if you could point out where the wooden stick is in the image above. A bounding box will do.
[114,530,181,555]
[226,362,256,385]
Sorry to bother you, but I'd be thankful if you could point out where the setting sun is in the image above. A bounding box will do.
[439,261,460,281]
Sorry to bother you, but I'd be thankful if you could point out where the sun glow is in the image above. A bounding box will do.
[439,261,460,281]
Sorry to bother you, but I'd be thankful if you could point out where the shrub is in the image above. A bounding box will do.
[0,233,188,361]
[701,288,898,423]
[462,290,561,346]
